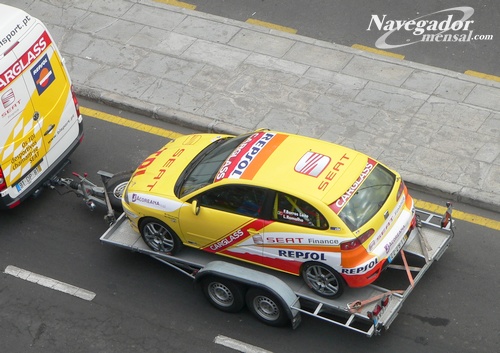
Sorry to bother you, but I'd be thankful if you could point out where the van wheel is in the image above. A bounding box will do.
[302,262,344,299]
[140,218,182,254]
[202,276,245,313]
[105,171,132,211]
[245,288,288,327]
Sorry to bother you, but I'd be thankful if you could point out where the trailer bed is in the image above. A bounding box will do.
[100,209,453,336]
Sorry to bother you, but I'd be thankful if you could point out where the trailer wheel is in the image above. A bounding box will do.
[302,262,344,299]
[105,172,132,211]
[140,218,182,254]
[245,288,288,327]
[202,276,245,313]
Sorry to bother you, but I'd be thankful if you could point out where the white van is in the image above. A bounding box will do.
[0,5,83,209]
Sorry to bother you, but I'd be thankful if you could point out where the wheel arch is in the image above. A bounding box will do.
[299,260,347,285]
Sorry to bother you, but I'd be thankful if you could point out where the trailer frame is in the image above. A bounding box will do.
[100,208,454,336]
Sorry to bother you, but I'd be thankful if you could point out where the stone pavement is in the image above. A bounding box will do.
[5,0,500,211]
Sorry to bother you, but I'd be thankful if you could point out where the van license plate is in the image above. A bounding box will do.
[16,165,43,192]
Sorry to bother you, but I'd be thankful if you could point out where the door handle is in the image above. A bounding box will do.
[44,124,55,136]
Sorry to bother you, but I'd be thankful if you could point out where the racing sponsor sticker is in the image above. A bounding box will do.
[130,193,182,212]
[31,53,55,95]
[0,31,50,92]
[214,132,287,182]
[342,257,379,275]
[329,158,377,214]
[203,219,269,253]
[368,195,405,252]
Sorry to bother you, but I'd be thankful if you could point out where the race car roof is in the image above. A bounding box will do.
[217,130,369,204]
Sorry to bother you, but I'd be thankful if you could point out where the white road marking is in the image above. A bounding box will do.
[214,335,273,353]
[4,265,96,301]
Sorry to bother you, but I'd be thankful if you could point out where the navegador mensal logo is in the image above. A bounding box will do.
[367,6,493,49]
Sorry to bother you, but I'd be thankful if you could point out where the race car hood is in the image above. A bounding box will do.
[126,134,232,198]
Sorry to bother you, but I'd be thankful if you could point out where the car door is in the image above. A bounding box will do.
[259,191,342,275]
[178,184,269,261]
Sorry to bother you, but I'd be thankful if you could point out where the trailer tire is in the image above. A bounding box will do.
[105,172,132,211]
[245,288,289,327]
[140,218,183,254]
[302,262,344,299]
[202,276,245,313]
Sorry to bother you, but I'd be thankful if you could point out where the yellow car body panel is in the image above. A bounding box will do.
[123,130,415,289]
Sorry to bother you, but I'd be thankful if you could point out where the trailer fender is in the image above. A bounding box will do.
[194,261,301,328]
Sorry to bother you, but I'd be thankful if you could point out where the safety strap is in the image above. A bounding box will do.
[347,249,415,313]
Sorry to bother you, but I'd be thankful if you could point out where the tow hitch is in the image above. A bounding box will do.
[48,170,132,225]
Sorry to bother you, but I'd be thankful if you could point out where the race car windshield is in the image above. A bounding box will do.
[335,164,396,231]
[176,134,251,198]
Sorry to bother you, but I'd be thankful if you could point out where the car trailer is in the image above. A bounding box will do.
[100,207,454,337]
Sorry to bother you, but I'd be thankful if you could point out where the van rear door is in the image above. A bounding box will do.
[17,23,80,167]
[0,27,49,193]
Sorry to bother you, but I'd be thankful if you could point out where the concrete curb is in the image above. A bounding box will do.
[75,85,500,213]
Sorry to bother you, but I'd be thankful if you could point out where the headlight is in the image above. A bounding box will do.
[122,184,130,204]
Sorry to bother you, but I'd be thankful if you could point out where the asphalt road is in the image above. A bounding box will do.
[1,101,499,353]
[185,0,499,77]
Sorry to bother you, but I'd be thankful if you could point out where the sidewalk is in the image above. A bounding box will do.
[6,0,500,211]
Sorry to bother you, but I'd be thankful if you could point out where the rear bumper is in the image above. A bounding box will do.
[342,259,385,288]
[0,122,84,209]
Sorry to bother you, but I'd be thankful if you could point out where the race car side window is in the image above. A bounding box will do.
[195,185,266,217]
[272,192,328,230]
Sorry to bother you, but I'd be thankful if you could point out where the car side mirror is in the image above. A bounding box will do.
[192,199,200,215]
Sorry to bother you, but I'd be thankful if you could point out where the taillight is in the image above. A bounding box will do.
[0,167,6,191]
[367,294,391,323]
[396,180,405,200]
[71,85,80,117]
[340,229,374,251]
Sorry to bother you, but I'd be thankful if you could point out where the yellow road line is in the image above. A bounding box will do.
[352,44,405,60]
[80,106,183,139]
[246,18,298,34]
[154,0,196,10]
[464,70,500,82]
[82,106,499,230]
[414,199,500,231]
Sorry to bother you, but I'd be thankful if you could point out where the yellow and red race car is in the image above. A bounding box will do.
[122,130,416,298]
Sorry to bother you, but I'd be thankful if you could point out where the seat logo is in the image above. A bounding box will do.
[295,152,330,177]
[1,88,15,108]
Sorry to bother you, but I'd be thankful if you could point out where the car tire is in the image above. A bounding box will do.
[245,287,289,327]
[302,262,344,299]
[140,218,182,254]
[105,171,132,211]
[202,276,246,313]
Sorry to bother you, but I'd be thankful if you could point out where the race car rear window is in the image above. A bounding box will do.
[333,164,395,231]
